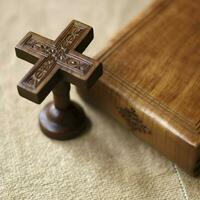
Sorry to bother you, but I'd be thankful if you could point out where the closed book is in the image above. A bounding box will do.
[78,0,200,176]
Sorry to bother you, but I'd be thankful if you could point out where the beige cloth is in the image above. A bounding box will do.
[0,0,199,199]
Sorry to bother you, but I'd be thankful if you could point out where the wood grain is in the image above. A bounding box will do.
[79,0,200,176]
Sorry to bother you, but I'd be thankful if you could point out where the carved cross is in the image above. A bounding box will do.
[16,20,102,103]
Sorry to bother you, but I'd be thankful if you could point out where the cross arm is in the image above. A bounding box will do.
[59,50,102,88]
[17,56,60,104]
[55,20,94,53]
[15,32,54,64]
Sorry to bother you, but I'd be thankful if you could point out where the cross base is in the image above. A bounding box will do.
[39,101,88,140]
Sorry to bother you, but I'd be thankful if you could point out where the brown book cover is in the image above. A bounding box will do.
[79,0,200,176]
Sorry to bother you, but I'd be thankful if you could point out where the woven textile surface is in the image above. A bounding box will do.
[0,0,200,199]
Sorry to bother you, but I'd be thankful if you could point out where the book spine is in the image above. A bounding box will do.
[78,74,199,176]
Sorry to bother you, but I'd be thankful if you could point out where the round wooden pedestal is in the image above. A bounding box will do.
[39,101,88,140]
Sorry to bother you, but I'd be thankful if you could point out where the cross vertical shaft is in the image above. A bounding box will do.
[53,81,70,110]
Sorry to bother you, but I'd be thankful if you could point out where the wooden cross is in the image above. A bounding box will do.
[16,20,102,140]
[16,20,102,103]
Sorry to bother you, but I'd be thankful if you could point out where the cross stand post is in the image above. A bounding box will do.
[15,20,102,140]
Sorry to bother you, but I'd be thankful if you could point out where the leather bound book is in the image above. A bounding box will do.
[78,0,200,176]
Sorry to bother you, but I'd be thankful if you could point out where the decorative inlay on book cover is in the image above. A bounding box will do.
[119,107,151,134]
[16,20,101,103]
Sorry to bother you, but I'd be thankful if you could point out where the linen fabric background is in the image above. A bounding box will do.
[0,0,200,199]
